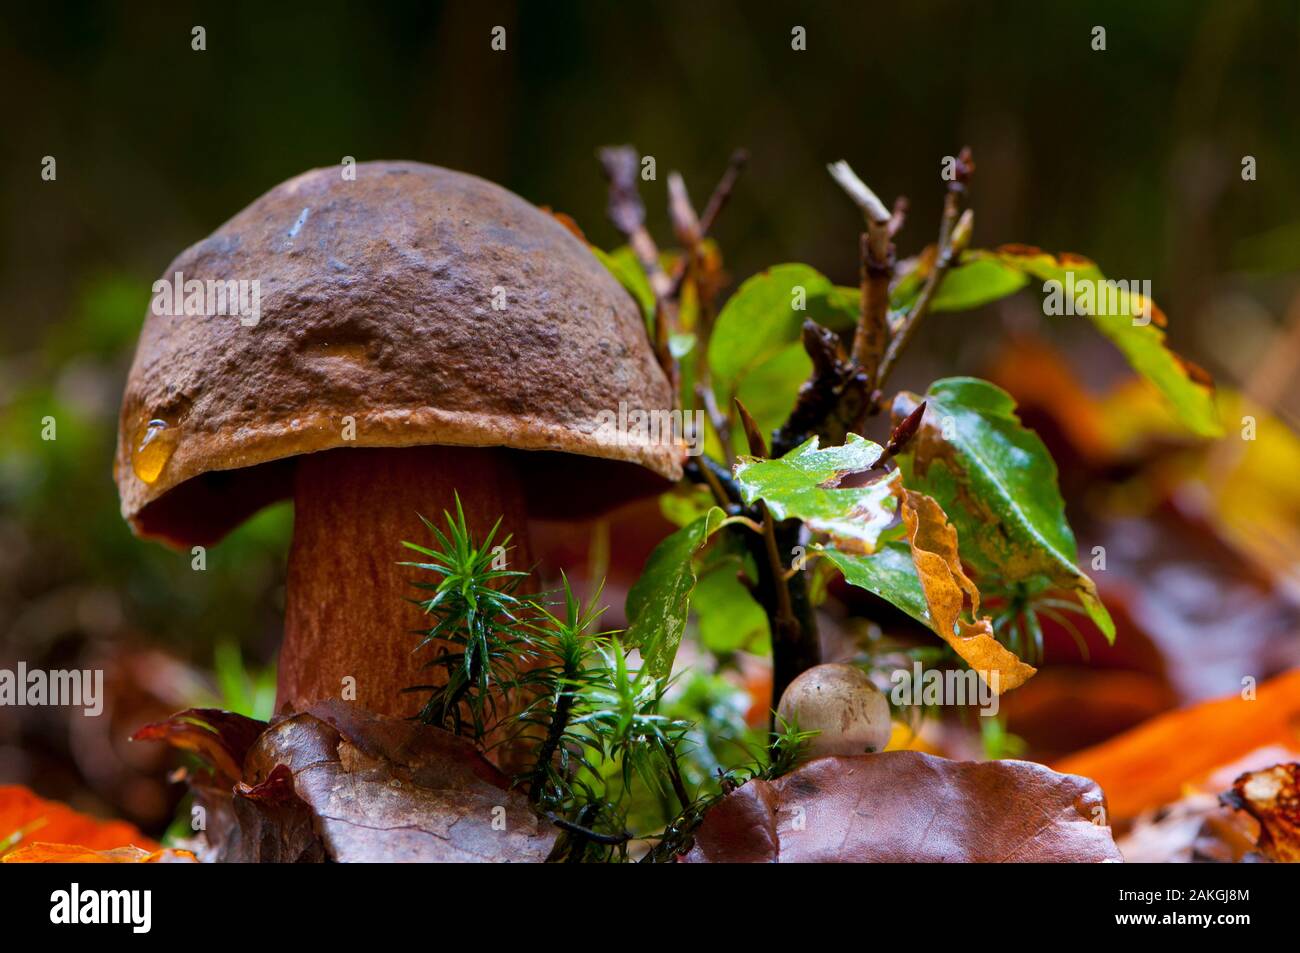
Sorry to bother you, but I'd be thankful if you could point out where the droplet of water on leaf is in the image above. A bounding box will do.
[132,419,175,484]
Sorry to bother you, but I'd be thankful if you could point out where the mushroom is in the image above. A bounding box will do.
[115,161,680,718]
[776,663,892,757]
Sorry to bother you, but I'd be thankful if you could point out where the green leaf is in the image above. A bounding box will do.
[733,341,810,452]
[692,562,770,654]
[625,507,726,678]
[890,251,1029,314]
[593,245,656,325]
[708,264,856,398]
[893,377,1115,641]
[733,434,899,553]
[821,543,930,627]
[980,246,1221,437]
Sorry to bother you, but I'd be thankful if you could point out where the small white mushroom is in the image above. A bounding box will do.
[777,663,891,757]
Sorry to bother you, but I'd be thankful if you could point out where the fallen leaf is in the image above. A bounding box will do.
[243,701,556,863]
[222,764,326,863]
[2,843,195,863]
[131,708,267,785]
[681,751,1120,862]
[0,785,157,857]
[1055,668,1300,824]
[900,489,1036,693]
[1223,763,1300,863]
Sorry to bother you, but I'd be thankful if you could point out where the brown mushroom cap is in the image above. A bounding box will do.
[115,161,680,547]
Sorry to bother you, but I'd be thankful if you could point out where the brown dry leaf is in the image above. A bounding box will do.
[1056,668,1300,825]
[131,708,267,785]
[1223,763,1300,863]
[3,843,196,863]
[243,701,555,863]
[682,751,1120,862]
[900,489,1036,693]
[221,763,326,863]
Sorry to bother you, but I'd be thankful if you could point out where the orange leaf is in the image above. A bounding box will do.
[3,843,195,863]
[0,785,157,857]
[1056,668,1300,824]
[900,489,1036,693]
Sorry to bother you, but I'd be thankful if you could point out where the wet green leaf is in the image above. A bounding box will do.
[821,543,930,627]
[981,246,1221,437]
[893,377,1115,641]
[625,507,727,678]
[708,264,856,398]
[692,562,770,653]
[733,434,899,553]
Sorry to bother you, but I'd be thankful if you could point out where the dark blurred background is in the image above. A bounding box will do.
[2,1,1298,834]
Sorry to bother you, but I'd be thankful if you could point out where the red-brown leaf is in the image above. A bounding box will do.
[682,751,1120,862]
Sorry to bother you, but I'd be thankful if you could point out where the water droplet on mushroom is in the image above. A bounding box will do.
[132,419,176,484]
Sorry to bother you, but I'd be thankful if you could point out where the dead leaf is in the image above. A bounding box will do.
[681,751,1120,862]
[131,708,266,785]
[1223,763,1300,863]
[0,785,157,857]
[1056,668,1300,825]
[222,764,326,863]
[243,701,556,863]
[900,489,1037,693]
[3,843,195,863]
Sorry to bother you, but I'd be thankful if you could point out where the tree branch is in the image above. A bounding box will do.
[876,147,975,391]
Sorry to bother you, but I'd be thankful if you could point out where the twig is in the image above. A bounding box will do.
[855,230,892,388]
[696,380,735,465]
[546,811,632,846]
[667,172,702,248]
[657,738,692,813]
[690,451,732,508]
[599,145,679,371]
[733,397,768,458]
[669,148,749,298]
[876,147,975,390]
[760,501,796,637]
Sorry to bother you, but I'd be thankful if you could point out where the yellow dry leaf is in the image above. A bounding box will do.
[900,489,1037,693]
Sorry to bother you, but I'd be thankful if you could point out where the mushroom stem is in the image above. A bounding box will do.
[278,446,532,719]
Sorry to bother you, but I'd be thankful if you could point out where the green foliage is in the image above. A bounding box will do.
[707,264,856,399]
[979,247,1221,437]
[399,511,809,862]
[591,245,655,324]
[894,377,1114,641]
[691,560,770,654]
[890,252,1029,315]
[401,497,533,736]
[623,506,726,679]
[734,434,900,553]
[820,543,931,629]
[210,640,276,720]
